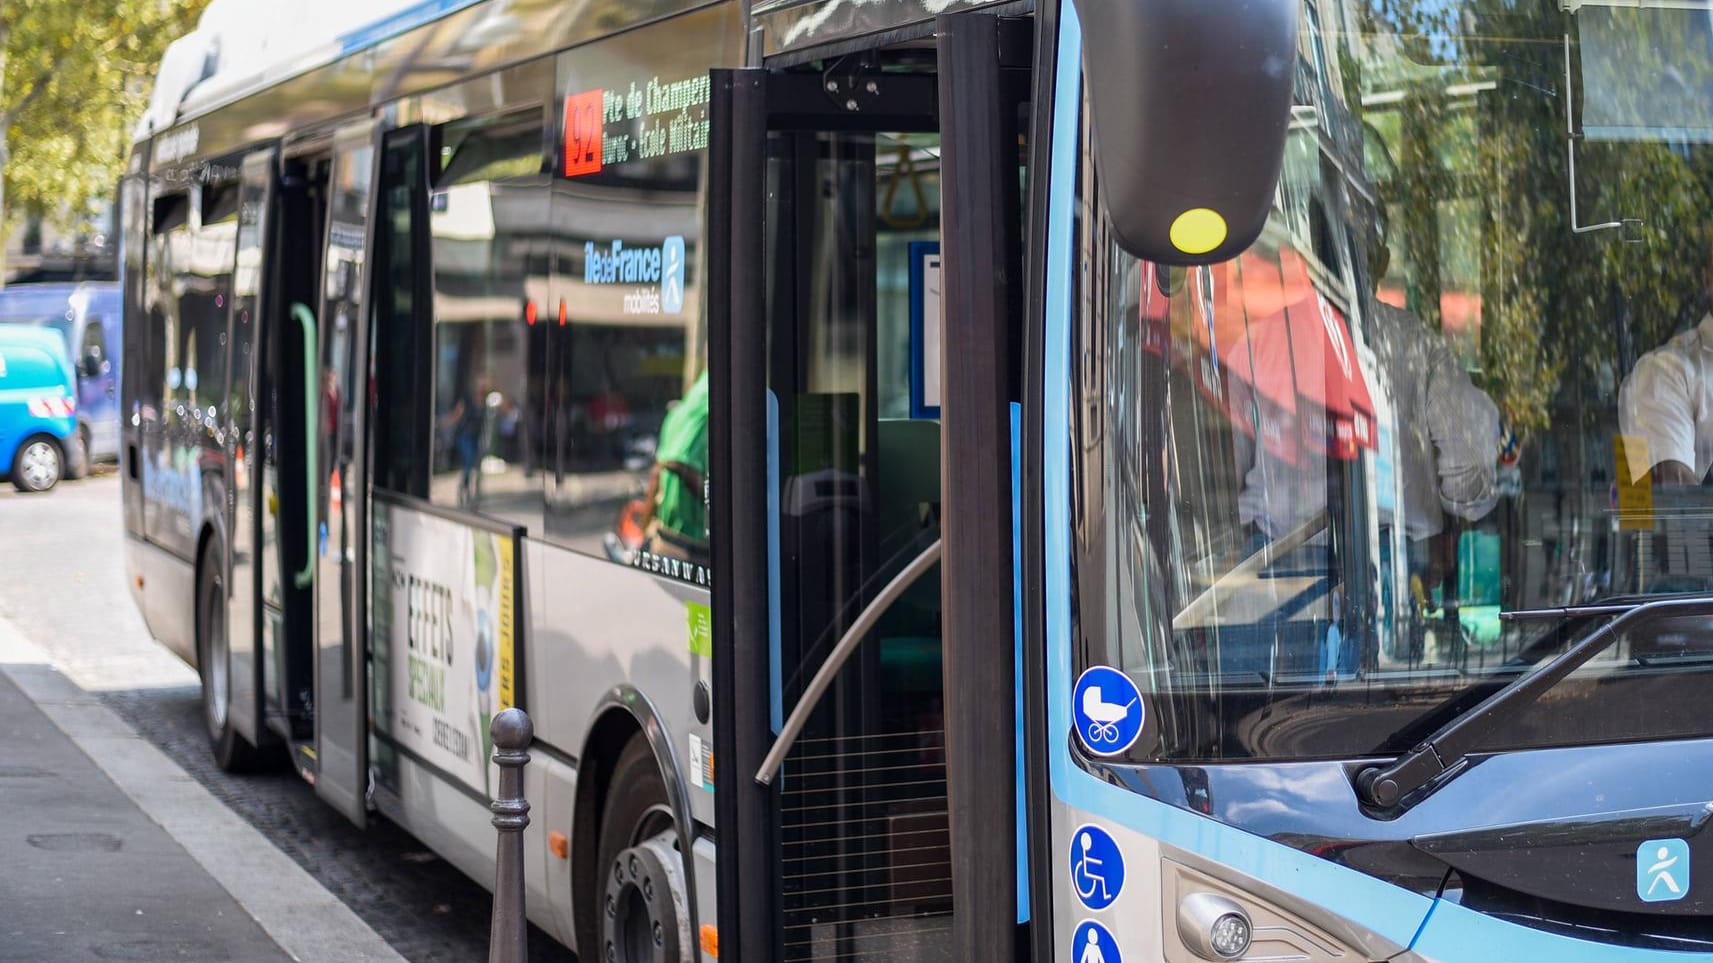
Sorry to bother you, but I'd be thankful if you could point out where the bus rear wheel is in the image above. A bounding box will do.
[597,737,689,963]
[197,553,259,772]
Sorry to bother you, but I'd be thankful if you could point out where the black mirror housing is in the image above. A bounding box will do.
[1072,0,1300,265]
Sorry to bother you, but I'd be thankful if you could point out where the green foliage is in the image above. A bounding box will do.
[1,0,206,227]
[1356,0,1713,438]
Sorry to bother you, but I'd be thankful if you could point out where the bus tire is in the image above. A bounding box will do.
[596,736,688,963]
[197,550,258,772]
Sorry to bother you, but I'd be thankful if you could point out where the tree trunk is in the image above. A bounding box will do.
[0,129,11,286]
[0,19,9,288]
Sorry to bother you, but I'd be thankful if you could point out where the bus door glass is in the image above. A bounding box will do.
[313,122,378,825]
[227,147,276,751]
[119,169,148,538]
[712,37,1027,955]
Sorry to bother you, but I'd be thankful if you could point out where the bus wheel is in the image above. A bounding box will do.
[598,737,689,963]
[197,554,257,772]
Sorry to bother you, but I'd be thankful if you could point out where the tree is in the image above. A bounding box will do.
[0,0,206,255]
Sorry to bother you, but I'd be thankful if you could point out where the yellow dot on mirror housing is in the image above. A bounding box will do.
[1169,208,1228,256]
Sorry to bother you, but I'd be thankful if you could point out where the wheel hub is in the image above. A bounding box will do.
[602,828,690,963]
[20,441,58,489]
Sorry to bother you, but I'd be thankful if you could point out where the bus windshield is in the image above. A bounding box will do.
[1072,0,1713,763]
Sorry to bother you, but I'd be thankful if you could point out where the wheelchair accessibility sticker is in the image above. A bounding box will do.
[1072,920,1121,963]
[1638,838,1690,902]
[1073,666,1144,756]
[1070,824,1125,910]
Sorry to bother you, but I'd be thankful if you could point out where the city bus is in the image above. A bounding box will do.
[118,0,1713,959]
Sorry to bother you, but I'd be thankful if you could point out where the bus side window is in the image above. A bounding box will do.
[372,128,432,498]
[541,154,709,571]
[426,113,549,532]
[142,189,189,549]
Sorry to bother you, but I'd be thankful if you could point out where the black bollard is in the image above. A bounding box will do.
[489,708,533,963]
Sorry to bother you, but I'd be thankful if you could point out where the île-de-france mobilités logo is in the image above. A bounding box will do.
[584,235,685,316]
[1638,838,1690,903]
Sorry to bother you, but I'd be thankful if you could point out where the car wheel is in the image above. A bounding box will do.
[596,736,689,963]
[67,424,91,480]
[12,437,62,492]
[197,551,259,772]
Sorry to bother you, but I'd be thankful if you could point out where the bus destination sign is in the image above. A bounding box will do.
[562,73,711,177]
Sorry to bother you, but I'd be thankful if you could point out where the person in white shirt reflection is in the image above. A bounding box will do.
[1619,312,1713,486]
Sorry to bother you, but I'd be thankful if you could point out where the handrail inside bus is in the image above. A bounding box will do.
[291,302,317,590]
[755,538,943,787]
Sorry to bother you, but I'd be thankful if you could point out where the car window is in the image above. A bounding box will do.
[81,320,106,364]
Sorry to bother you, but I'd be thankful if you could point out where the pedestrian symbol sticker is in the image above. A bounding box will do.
[1073,666,1144,756]
[1072,920,1121,963]
[1638,838,1690,902]
[1071,824,1125,910]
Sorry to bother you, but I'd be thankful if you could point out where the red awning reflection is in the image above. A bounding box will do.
[1137,248,1376,462]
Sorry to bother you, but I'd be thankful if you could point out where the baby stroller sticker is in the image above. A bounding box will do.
[1073,666,1144,756]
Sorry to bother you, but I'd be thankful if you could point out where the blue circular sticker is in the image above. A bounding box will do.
[1073,665,1144,756]
[1072,919,1122,963]
[1070,824,1125,910]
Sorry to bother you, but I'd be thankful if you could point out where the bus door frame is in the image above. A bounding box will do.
[710,25,1031,953]
[310,119,384,826]
[227,146,280,754]
[933,12,1033,960]
[263,133,333,756]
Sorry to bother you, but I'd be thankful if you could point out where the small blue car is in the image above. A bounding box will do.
[0,282,121,469]
[0,323,77,492]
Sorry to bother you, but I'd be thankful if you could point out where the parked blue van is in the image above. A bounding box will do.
[0,282,121,471]
[0,324,78,491]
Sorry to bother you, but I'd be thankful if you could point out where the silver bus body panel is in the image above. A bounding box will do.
[751,0,1009,57]
[375,742,577,947]
[531,539,714,828]
[143,0,724,168]
[535,548,713,826]
[125,533,198,668]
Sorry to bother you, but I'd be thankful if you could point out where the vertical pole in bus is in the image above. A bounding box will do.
[489,708,532,963]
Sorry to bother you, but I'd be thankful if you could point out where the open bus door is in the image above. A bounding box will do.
[265,122,379,825]
[709,13,1032,960]
[308,121,380,825]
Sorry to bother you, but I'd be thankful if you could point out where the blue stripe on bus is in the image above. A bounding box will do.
[767,389,782,734]
[1039,4,1432,951]
[1012,400,1027,924]
[337,0,485,55]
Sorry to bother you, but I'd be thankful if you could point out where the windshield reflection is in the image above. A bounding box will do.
[1074,0,1713,762]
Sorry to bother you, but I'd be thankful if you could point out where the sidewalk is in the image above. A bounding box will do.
[0,617,407,963]
[0,667,293,962]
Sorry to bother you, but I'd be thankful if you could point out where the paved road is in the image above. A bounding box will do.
[0,474,575,963]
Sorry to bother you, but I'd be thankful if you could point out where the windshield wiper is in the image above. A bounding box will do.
[1357,596,1713,812]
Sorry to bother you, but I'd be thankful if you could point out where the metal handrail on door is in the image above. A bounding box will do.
[754,537,944,787]
[291,302,318,589]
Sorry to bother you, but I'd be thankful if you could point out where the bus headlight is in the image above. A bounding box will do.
[1178,892,1253,960]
